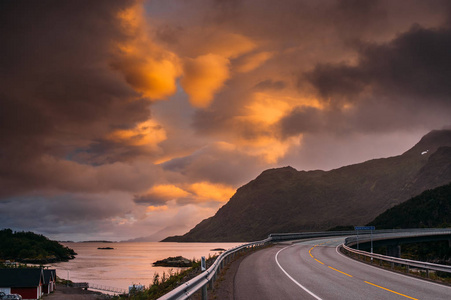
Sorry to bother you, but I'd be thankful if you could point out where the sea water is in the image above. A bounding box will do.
[48,242,242,291]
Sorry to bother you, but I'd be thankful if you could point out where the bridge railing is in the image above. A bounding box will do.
[270,228,451,242]
[158,228,451,299]
[342,229,451,276]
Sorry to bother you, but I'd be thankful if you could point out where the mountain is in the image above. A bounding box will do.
[124,225,189,242]
[367,182,451,229]
[163,130,451,242]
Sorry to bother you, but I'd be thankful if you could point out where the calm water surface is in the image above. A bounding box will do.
[49,242,242,291]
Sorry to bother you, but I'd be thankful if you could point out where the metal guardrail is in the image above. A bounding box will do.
[158,228,451,299]
[341,229,451,275]
[157,238,271,300]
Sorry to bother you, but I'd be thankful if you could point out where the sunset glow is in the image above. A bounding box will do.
[1,0,450,241]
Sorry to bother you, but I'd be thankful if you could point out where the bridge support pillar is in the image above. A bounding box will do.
[386,244,401,258]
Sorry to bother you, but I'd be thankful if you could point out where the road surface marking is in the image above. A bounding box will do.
[315,258,324,265]
[328,266,353,277]
[364,281,418,300]
[335,243,451,291]
[276,246,323,300]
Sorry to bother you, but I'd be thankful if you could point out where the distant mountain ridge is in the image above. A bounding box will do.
[368,182,451,229]
[163,130,451,242]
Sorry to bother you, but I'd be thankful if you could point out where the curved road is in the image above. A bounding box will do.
[234,237,451,299]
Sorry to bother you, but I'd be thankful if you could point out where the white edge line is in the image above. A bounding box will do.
[335,243,451,290]
[275,245,323,300]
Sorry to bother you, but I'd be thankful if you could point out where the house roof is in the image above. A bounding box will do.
[43,269,56,284]
[0,268,44,287]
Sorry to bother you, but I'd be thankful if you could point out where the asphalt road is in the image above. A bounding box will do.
[234,237,451,299]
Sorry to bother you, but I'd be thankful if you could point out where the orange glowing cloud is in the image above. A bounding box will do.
[241,135,302,163]
[113,3,181,100]
[234,51,274,73]
[187,182,236,203]
[147,184,191,199]
[146,205,168,212]
[243,92,293,125]
[226,91,321,163]
[241,92,324,125]
[107,120,167,147]
[136,182,235,206]
[178,31,257,108]
[198,32,256,59]
[181,54,230,108]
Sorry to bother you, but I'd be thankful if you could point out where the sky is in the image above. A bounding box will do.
[1,0,450,242]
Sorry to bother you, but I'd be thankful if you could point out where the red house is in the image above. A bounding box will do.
[42,269,56,294]
[0,268,44,300]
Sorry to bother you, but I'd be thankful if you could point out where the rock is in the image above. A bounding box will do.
[153,256,193,267]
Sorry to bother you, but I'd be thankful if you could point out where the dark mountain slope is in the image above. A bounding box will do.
[163,130,451,242]
[368,182,451,228]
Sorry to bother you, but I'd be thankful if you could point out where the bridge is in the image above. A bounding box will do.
[157,228,451,300]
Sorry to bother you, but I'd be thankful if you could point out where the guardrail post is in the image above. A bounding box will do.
[209,277,214,290]
[199,256,208,299]
[202,283,207,300]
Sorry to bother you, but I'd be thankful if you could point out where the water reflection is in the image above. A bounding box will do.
[49,242,242,290]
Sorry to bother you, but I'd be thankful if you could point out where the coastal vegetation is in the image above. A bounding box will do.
[0,228,76,264]
[367,183,451,265]
[114,255,217,300]
[368,182,451,229]
[153,256,193,267]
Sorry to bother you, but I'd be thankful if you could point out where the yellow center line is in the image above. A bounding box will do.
[365,281,418,300]
[309,246,315,258]
[308,244,418,299]
[328,266,353,277]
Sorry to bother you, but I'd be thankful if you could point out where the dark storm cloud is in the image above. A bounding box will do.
[162,143,265,186]
[281,23,451,137]
[0,0,158,196]
[0,193,130,234]
[133,194,170,206]
[254,80,286,90]
[307,25,451,104]
[3,0,451,241]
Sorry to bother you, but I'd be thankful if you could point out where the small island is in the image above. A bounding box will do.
[210,248,226,251]
[97,247,114,250]
[0,228,77,264]
[153,256,193,267]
